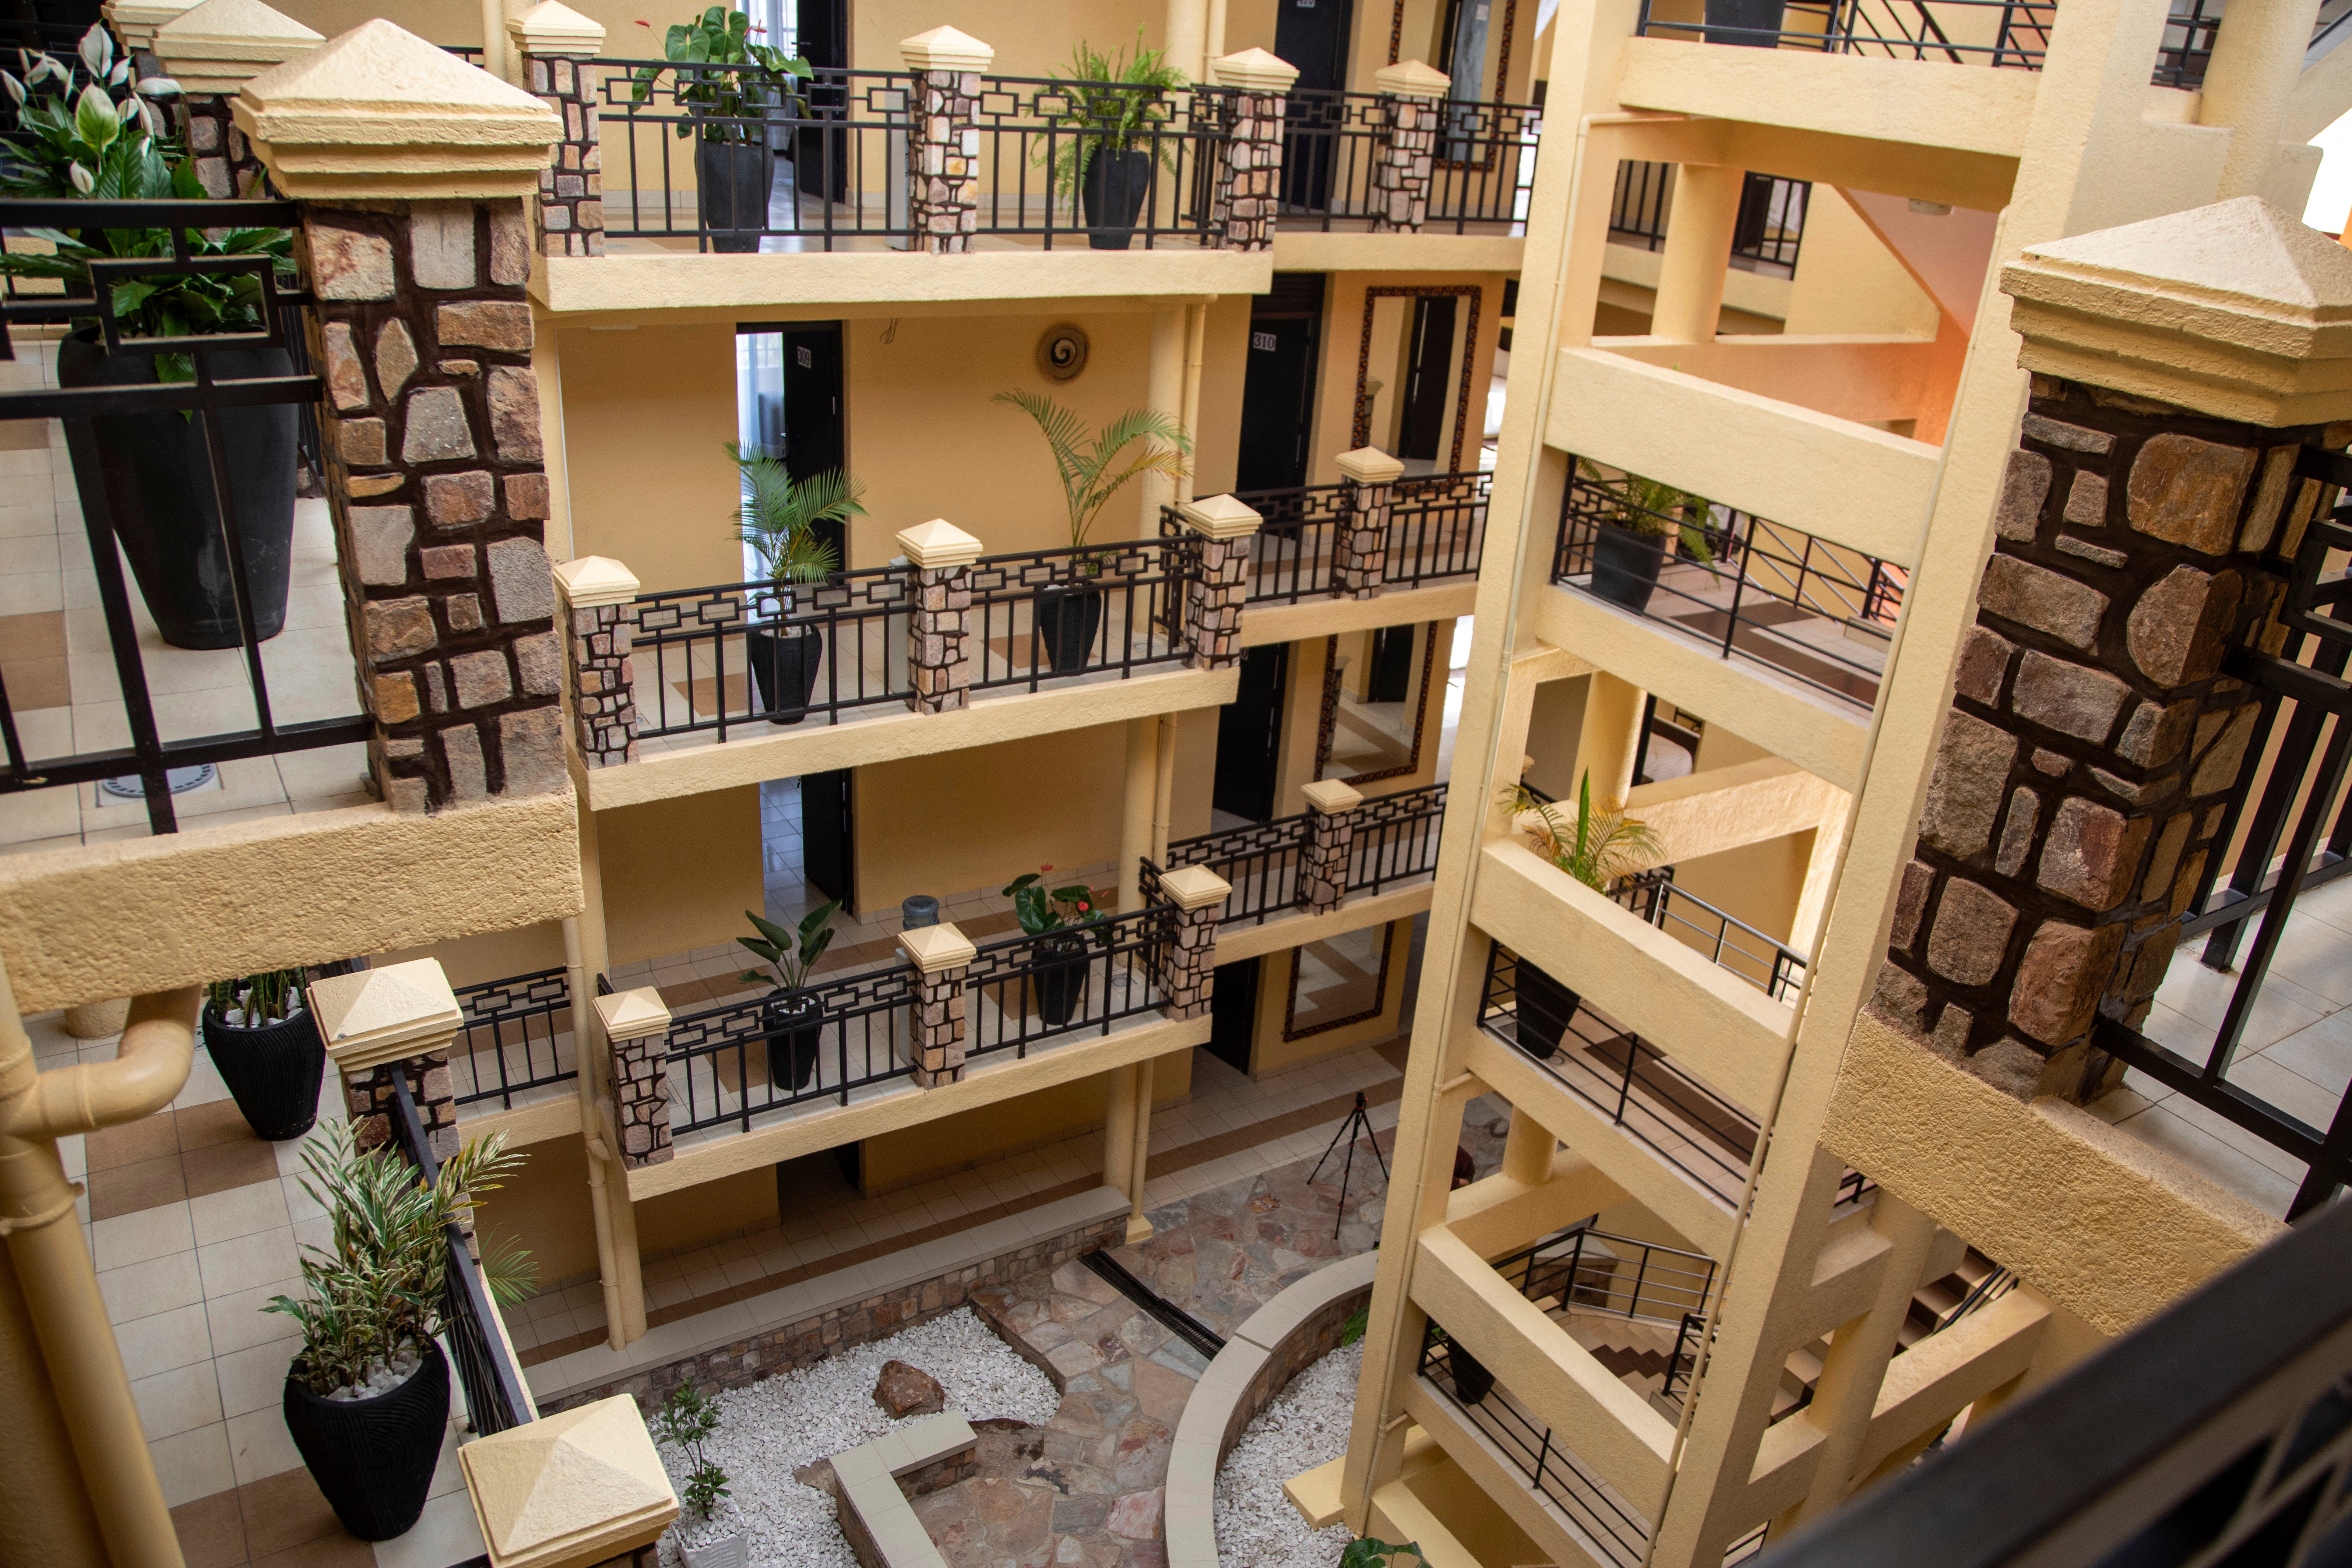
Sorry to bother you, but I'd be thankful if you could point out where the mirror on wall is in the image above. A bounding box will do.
[1314,621,1444,785]
[1284,923,1399,1042]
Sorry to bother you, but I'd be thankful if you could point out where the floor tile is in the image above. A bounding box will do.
[190,1180,293,1248]
[236,1464,349,1559]
[171,1487,250,1568]
[88,1153,191,1220]
[150,1423,237,1509]
[99,1248,207,1325]
[225,1405,305,1487]
[134,1360,228,1442]
[117,1301,216,1381]
[197,1227,300,1299]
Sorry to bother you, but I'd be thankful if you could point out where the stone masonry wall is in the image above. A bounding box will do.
[182,94,270,198]
[1368,96,1436,233]
[565,599,638,767]
[1219,1281,1374,1456]
[345,1050,458,1162]
[906,66,981,251]
[1184,537,1247,670]
[525,52,604,257]
[1212,88,1285,251]
[1873,375,2339,1102]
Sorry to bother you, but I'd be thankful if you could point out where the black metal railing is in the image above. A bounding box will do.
[1158,820,1309,926]
[1223,482,1350,605]
[595,61,1232,250]
[1730,175,1810,275]
[0,197,369,835]
[1480,941,1762,1206]
[387,1073,530,1437]
[1637,0,2055,67]
[451,968,577,1109]
[2097,445,2352,1221]
[1609,872,1810,1002]
[1387,471,1492,589]
[965,537,1195,694]
[1610,159,1674,251]
[664,963,921,1134]
[1553,460,1902,711]
[1278,90,1541,233]
[1349,782,1449,895]
[1173,469,1488,605]
[964,904,1176,1062]
[1499,1219,1719,1327]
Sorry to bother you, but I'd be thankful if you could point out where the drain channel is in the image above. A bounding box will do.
[1079,1248,1228,1359]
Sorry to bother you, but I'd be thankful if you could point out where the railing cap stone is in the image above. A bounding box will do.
[508,0,604,59]
[900,24,993,73]
[104,0,203,53]
[900,922,978,975]
[308,958,463,1074]
[154,0,322,97]
[1335,445,1406,484]
[594,986,672,1044]
[896,518,984,570]
[1159,864,1233,911]
[1373,59,1450,99]
[554,554,641,608]
[1176,493,1262,540]
[457,1394,679,1567]
[1302,779,1364,815]
[1210,47,1300,92]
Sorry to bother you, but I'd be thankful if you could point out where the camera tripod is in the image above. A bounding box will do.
[1308,1090,1388,1238]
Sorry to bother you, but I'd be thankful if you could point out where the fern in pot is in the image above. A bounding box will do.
[737,901,841,1094]
[201,968,324,1141]
[653,1382,745,1567]
[266,1124,531,1540]
[1494,772,1661,1058]
[1036,32,1186,249]
[728,440,860,725]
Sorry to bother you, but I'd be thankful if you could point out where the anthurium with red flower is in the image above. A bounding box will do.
[1004,867,1106,935]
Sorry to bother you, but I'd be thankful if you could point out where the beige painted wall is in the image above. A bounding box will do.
[598,786,766,965]
[859,1048,1195,1193]
[853,0,1159,81]
[377,918,566,989]
[472,1134,603,1293]
[1782,187,1943,338]
[559,323,743,593]
[1521,673,1592,800]
[1196,292,1253,499]
[1670,830,1813,949]
[271,0,710,47]
[1251,915,1415,1076]
[638,1160,784,1258]
[1308,272,1512,486]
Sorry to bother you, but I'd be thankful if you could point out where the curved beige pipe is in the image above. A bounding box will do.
[0,966,198,1568]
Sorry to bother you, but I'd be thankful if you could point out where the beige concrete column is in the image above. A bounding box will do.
[1576,670,1647,805]
[479,0,510,82]
[1143,309,1190,530]
[575,798,647,1343]
[1206,0,1228,59]
[1179,302,1208,503]
[562,915,627,1350]
[1103,1062,1140,1197]
[1121,717,1160,909]
[1152,712,1179,868]
[1166,0,1210,82]
[1500,1102,1558,1185]
[1651,162,1745,342]
[1790,789,1854,957]
[1127,1057,1158,1243]
[2196,0,2321,200]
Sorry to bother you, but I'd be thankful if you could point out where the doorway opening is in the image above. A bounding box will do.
[1214,642,1291,825]
[1235,273,1326,492]
[735,320,847,565]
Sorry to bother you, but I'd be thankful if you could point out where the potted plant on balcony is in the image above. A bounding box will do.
[1576,459,1715,615]
[631,7,810,253]
[992,389,1190,674]
[202,968,324,1141]
[267,1124,531,1541]
[1429,1323,1494,1405]
[0,30,303,652]
[737,901,842,1093]
[653,1382,745,1568]
[1702,0,1788,46]
[1494,772,1661,1059]
[728,441,862,725]
[1004,865,1105,1027]
[1037,33,1187,250]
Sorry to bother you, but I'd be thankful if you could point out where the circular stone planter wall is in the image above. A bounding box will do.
[1164,1251,1379,1568]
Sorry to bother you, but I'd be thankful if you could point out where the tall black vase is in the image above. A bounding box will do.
[1446,1336,1495,1405]
[747,623,823,724]
[1080,147,1153,250]
[1590,525,1667,613]
[56,334,296,650]
[1032,936,1091,1027]
[696,136,776,253]
[762,990,823,1093]
[1035,585,1104,674]
[282,1342,450,1541]
[203,1003,325,1141]
[1702,0,1788,44]
[1513,963,1582,1061]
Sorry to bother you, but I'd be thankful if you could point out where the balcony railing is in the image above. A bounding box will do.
[1498,1220,1719,1328]
[1387,471,1493,588]
[966,538,1195,695]
[1609,869,1809,1003]
[1553,461,1902,711]
[1189,469,1490,605]
[1158,781,1448,926]
[964,904,1178,1062]
[1350,782,1450,894]
[1636,0,2054,67]
[1609,163,1811,280]
[1277,90,1541,233]
[451,967,578,1110]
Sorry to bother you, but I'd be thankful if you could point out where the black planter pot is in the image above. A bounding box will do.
[203,1003,325,1141]
[283,1341,450,1541]
[1513,963,1582,1062]
[747,623,823,725]
[1446,1338,1495,1405]
[697,137,776,253]
[1032,937,1091,1027]
[1036,584,1104,674]
[1590,525,1667,613]
[763,990,823,1093]
[1080,147,1153,250]
[1702,0,1788,43]
[57,334,296,651]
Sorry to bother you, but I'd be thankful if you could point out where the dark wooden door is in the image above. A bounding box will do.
[1213,642,1289,822]
[1207,958,1262,1073]
[801,768,855,911]
[1276,0,1352,209]
[1399,295,1458,462]
[794,0,849,201]
[777,321,845,563]
[1235,318,1319,492]
[1368,623,1416,702]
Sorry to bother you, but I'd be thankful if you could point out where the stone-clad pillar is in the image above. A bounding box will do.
[1207,48,1297,252]
[900,26,990,253]
[1334,445,1404,599]
[153,0,321,199]
[511,1,606,258]
[1368,60,1448,234]
[309,959,467,1163]
[899,924,978,1087]
[1154,864,1232,1020]
[239,22,566,812]
[1301,779,1363,914]
[1175,493,1261,671]
[553,554,640,768]
[897,518,980,713]
[594,987,674,1167]
[1872,198,2352,1104]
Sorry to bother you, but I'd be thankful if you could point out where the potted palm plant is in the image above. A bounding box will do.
[0,30,302,651]
[1576,459,1716,615]
[631,7,810,253]
[1003,866,1104,1026]
[991,389,1190,674]
[728,441,862,725]
[1495,773,1662,1058]
[267,1124,531,1541]
[1036,34,1187,249]
[653,1382,744,1567]
[202,968,324,1141]
[737,902,841,1093]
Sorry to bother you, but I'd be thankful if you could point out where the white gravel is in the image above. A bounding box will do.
[652,1307,1060,1568]
[1214,1341,1363,1568]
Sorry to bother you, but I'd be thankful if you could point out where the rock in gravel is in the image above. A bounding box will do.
[873,1359,946,1418]
[791,1459,837,1498]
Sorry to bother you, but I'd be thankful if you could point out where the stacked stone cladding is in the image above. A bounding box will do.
[1368,95,1436,232]
[1184,537,1248,670]
[907,67,981,250]
[1303,805,1356,913]
[910,963,969,1087]
[1212,88,1286,250]
[1159,900,1222,1020]
[909,564,972,712]
[1335,476,1394,599]
[609,1029,675,1166]
[182,95,271,197]
[525,52,604,257]
[566,600,638,767]
[346,1051,458,1163]
[1875,374,2339,1103]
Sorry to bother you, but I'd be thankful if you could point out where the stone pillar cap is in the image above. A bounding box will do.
[234,18,561,200]
[308,959,463,1074]
[1302,779,1365,814]
[457,1395,679,1568]
[1210,47,1300,92]
[154,0,321,95]
[104,0,202,53]
[1158,864,1233,911]
[1373,59,1450,98]
[899,922,978,974]
[1176,493,1262,539]
[592,987,670,1045]
[1335,445,1406,484]
[2000,196,2352,427]
[553,554,641,609]
[901,24,993,73]
[896,518,984,570]
[508,0,604,58]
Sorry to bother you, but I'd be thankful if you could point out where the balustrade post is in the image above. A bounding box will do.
[309,959,467,1162]
[103,0,200,72]
[512,1,606,258]
[900,27,990,253]
[594,986,675,1166]
[553,555,640,767]
[899,924,977,1087]
[1175,493,1261,671]
[1335,445,1404,598]
[898,518,980,712]
[1301,778,1363,914]
[1155,865,1232,1020]
[1368,61,1448,233]
[152,0,321,199]
[1207,48,1298,251]
[240,25,567,811]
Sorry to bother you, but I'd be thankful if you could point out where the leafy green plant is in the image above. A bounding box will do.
[1500,771,1662,893]
[736,902,841,993]
[205,968,305,1026]
[1340,1537,1426,1568]
[1004,866,1105,937]
[651,1381,732,1530]
[1340,1304,1370,1345]
[264,1123,528,1396]
[727,440,859,592]
[630,6,810,144]
[1034,32,1188,196]
[991,388,1190,558]
[1578,457,1716,568]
